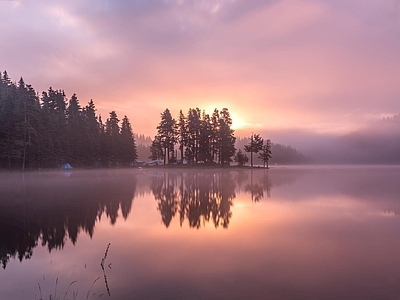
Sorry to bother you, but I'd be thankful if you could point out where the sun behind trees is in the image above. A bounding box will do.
[151,108,236,165]
[0,71,138,170]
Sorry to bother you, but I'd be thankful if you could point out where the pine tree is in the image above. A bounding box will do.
[149,136,164,160]
[17,79,41,170]
[66,93,83,166]
[198,111,212,163]
[156,108,176,164]
[210,109,220,163]
[98,115,109,167]
[244,133,263,168]
[82,100,100,166]
[105,111,120,166]
[46,88,68,165]
[234,149,248,166]
[120,115,138,165]
[218,108,236,165]
[0,74,18,168]
[258,139,272,168]
[185,108,201,164]
[176,110,187,163]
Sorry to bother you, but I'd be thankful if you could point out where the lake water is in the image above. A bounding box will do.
[1,166,400,300]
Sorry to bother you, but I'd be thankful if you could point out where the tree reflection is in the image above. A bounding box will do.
[244,170,272,202]
[151,171,235,228]
[0,168,283,268]
[0,170,137,269]
[151,173,179,227]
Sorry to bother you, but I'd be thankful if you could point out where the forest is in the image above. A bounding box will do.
[0,71,137,170]
[146,109,309,167]
[0,70,309,170]
[150,107,236,165]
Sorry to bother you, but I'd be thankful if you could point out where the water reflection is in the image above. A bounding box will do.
[0,169,281,268]
[150,171,236,228]
[0,170,138,268]
[243,171,271,202]
[1,166,400,299]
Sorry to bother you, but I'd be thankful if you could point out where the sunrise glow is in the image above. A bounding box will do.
[0,0,399,155]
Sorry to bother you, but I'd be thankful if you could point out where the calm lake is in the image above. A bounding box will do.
[1,166,400,300]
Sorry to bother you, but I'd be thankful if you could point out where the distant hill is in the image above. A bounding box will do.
[308,114,400,164]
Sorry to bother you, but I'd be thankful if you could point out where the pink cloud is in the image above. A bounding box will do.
[1,0,399,137]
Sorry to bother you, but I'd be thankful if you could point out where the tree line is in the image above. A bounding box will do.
[0,70,277,170]
[150,108,236,165]
[150,109,275,167]
[0,71,137,170]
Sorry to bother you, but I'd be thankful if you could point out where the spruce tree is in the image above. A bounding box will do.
[234,149,248,166]
[244,133,264,168]
[105,111,120,166]
[218,108,236,165]
[66,93,83,166]
[156,109,176,164]
[176,110,187,163]
[185,108,201,164]
[82,100,100,166]
[120,115,138,165]
[210,109,220,163]
[198,111,212,163]
[258,139,272,168]
[149,136,164,160]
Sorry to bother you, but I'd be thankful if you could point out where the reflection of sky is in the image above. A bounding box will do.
[1,167,400,299]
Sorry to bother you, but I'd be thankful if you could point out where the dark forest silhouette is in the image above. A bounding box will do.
[0,70,314,169]
[150,108,236,165]
[0,71,137,170]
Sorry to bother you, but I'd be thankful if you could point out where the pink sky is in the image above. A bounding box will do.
[1,0,399,141]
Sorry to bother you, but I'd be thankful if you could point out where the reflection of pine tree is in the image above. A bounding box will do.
[245,170,264,202]
[235,171,249,190]
[152,171,235,229]
[263,170,272,198]
[157,185,178,227]
[151,173,178,227]
[245,184,264,202]
[212,172,235,228]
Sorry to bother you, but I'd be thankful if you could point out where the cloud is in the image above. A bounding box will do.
[1,0,399,138]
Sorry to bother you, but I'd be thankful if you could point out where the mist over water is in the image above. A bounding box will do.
[250,115,400,164]
[1,167,400,299]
